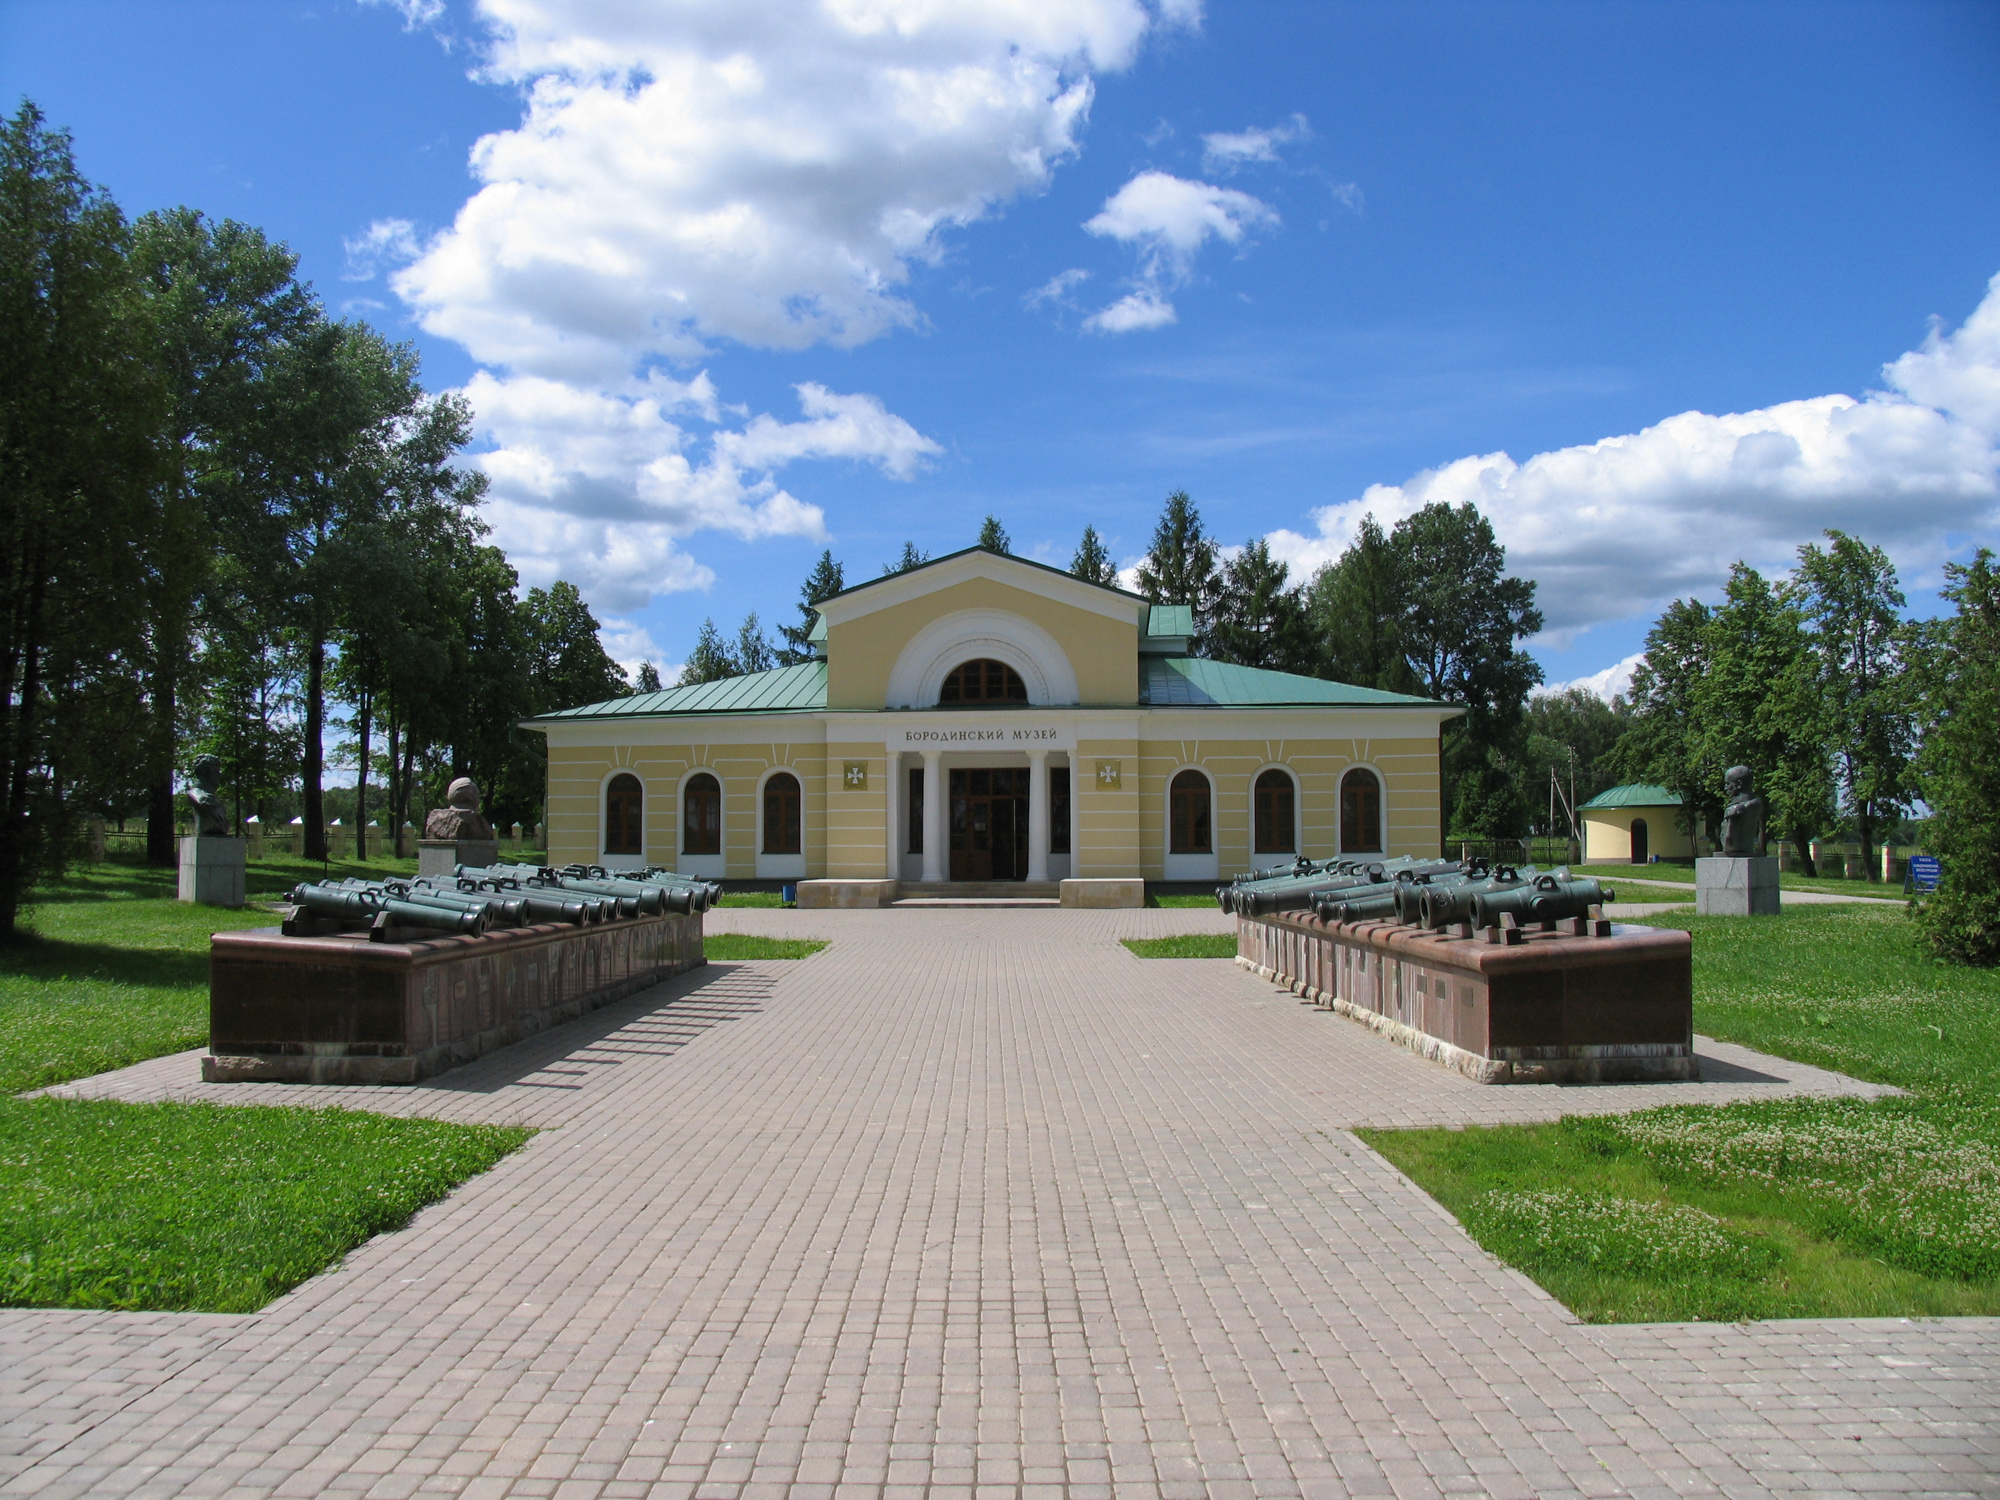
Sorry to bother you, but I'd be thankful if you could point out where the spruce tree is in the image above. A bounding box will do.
[777,548,844,664]
[735,613,775,675]
[884,541,930,575]
[1069,525,1117,586]
[634,662,662,693]
[1210,539,1310,673]
[976,514,1010,554]
[1133,490,1219,649]
[678,619,737,686]
[1912,549,2000,964]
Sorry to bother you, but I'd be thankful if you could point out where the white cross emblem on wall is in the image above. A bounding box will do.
[844,763,867,788]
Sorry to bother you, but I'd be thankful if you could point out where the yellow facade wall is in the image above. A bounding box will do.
[823,741,889,878]
[826,577,1139,709]
[1582,806,1692,864]
[1130,735,1441,878]
[1073,737,1141,878]
[544,739,827,877]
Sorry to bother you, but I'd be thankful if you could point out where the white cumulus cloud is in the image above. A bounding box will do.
[1264,273,2000,645]
[1537,653,1645,704]
[1082,170,1277,332]
[391,0,1195,377]
[342,218,422,281]
[1201,112,1309,171]
[466,372,937,613]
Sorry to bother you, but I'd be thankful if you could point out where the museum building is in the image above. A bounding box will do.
[527,548,1458,903]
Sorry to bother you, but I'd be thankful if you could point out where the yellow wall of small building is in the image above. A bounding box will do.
[1581,807,1693,863]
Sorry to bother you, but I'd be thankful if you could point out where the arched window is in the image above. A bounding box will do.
[605,773,644,856]
[939,658,1027,704]
[1253,769,1296,854]
[1170,770,1212,855]
[683,773,721,856]
[763,772,801,855]
[1340,768,1383,853]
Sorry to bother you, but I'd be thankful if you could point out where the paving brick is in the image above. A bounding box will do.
[3,907,1995,1495]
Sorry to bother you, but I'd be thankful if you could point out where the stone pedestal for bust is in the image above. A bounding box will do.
[1695,855,1780,916]
[178,836,246,908]
[417,838,500,878]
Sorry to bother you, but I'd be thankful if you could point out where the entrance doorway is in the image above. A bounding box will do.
[949,768,1029,880]
[1630,817,1649,865]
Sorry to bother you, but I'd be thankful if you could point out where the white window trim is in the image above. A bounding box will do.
[1248,763,1301,870]
[754,766,807,881]
[1336,763,1388,857]
[1162,764,1219,882]
[883,608,1081,708]
[676,766,727,879]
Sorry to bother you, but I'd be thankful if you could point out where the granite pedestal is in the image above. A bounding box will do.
[177,836,245,908]
[417,837,500,878]
[1696,854,1780,915]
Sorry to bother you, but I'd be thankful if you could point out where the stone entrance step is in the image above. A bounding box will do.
[892,880,1060,907]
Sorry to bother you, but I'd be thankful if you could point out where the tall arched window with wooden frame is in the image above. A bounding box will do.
[683,773,722,856]
[1253,769,1296,855]
[1169,770,1212,855]
[1340,767,1384,854]
[763,772,801,855]
[604,773,644,856]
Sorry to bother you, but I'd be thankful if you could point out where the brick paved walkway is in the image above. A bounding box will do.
[4,908,1994,1499]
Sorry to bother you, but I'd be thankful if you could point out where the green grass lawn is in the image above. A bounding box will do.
[1122,934,1238,958]
[716,890,789,907]
[1146,892,1219,908]
[705,934,826,960]
[1570,862,1909,900]
[1363,903,2000,1322]
[0,854,537,1313]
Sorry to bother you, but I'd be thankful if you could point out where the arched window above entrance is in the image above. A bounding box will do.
[1254,769,1296,854]
[939,658,1027,704]
[683,773,721,856]
[605,773,644,856]
[1340,768,1384,854]
[1170,770,1212,855]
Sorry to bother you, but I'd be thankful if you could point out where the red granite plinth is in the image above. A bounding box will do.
[203,911,704,1084]
[1237,911,1693,1083]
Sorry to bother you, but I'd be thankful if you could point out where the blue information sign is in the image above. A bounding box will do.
[1909,855,1942,892]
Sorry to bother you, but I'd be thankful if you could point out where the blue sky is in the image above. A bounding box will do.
[8,0,1999,698]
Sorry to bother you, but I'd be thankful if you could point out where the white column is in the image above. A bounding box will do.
[1027,749,1050,883]
[921,751,945,883]
[884,750,901,880]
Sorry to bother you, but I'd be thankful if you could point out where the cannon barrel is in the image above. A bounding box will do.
[1416,866,1527,929]
[1468,875,1612,928]
[397,884,534,928]
[379,897,486,935]
[1232,863,1392,917]
[291,884,382,920]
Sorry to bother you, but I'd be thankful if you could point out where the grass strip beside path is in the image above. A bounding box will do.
[0,1099,528,1312]
[1363,904,2000,1322]
[705,934,827,960]
[1123,934,1238,959]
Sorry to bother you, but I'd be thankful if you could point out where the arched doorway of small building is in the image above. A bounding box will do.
[1630,817,1649,865]
[949,767,1028,880]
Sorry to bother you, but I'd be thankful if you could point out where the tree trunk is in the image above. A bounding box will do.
[354,683,371,861]
[1859,802,1877,883]
[146,777,174,863]
[385,709,402,856]
[302,630,326,861]
[1792,823,1819,878]
[0,566,49,936]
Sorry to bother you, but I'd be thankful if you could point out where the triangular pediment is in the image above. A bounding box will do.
[813,547,1150,630]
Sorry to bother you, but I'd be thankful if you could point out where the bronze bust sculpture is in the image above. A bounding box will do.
[1719,764,1766,857]
[424,777,496,842]
[185,753,231,838]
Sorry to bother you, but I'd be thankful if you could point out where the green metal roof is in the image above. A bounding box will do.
[1140,657,1444,708]
[531,661,828,720]
[531,655,1446,721]
[1145,604,1194,638]
[807,614,827,643]
[1579,783,1683,810]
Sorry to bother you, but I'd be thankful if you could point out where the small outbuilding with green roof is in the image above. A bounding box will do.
[1578,783,1691,865]
[525,547,1458,903]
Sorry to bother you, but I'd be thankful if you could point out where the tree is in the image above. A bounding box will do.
[1133,490,1219,649]
[884,540,929,575]
[1521,688,1633,839]
[734,613,775,675]
[1070,525,1117,587]
[678,619,736,686]
[1209,538,1310,672]
[524,580,628,709]
[1791,531,1913,881]
[1302,515,1416,692]
[634,662,662,693]
[976,514,1010,554]
[1910,550,2000,964]
[130,207,310,864]
[777,549,843,664]
[0,103,156,931]
[1390,502,1543,837]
